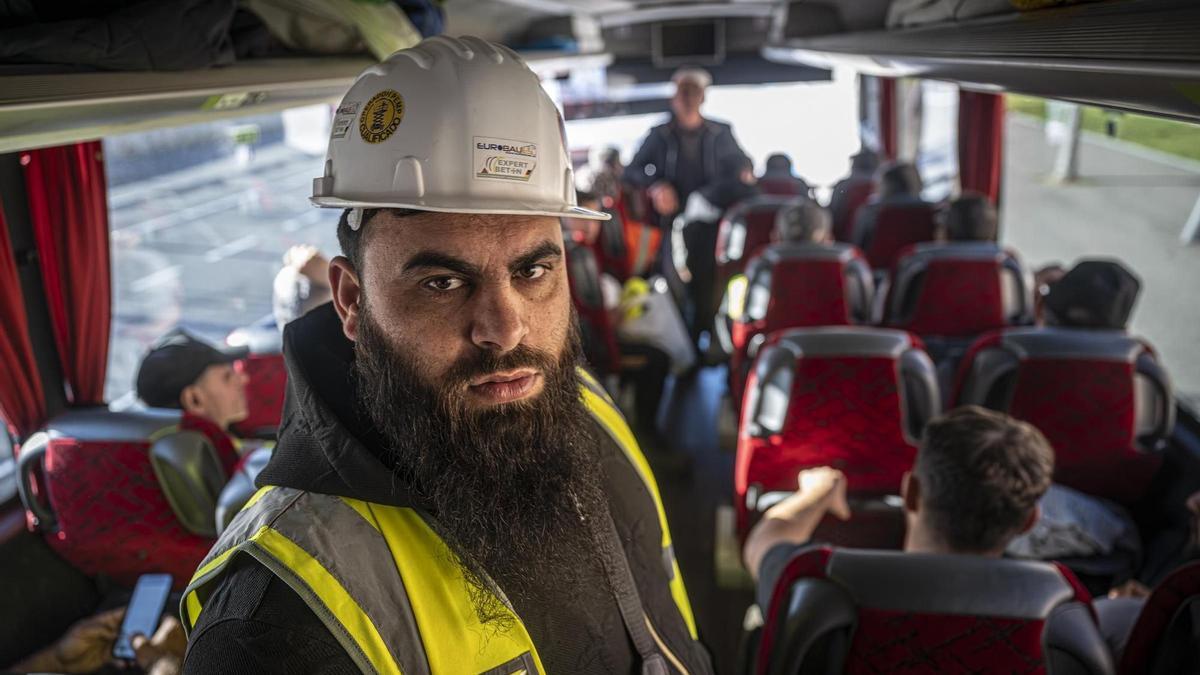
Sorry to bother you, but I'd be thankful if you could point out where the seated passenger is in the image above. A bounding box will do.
[744,405,1053,602]
[829,149,879,241]
[775,199,833,245]
[758,153,812,197]
[939,191,998,242]
[272,244,332,330]
[136,329,250,471]
[852,161,927,253]
[1043,259,1141,330]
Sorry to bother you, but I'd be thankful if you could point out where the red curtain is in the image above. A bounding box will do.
[879,78,898,161]
[21,142,112,406]
[0,200,47,439]
[957,91,1006,204]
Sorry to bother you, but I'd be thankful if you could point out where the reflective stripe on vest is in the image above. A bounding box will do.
[182,371,695,672]
[575,367,698,640]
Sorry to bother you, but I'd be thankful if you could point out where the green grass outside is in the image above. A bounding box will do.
[1005,93,1200,163]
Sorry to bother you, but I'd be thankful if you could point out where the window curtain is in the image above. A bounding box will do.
[0,200,46,440]
[880,77,898,160]
[957,91,1006,204]
[21,141,112,406]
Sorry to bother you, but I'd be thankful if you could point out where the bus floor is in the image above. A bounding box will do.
[639,365,753,675]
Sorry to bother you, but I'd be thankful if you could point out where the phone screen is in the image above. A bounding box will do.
[113,573,173,661]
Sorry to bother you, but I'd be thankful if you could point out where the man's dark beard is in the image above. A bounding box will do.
[353,306,605,624]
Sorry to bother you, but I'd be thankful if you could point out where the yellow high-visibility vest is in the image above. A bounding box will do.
[181,369,697,674]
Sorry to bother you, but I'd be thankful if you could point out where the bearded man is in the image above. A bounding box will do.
[179,36,711,675]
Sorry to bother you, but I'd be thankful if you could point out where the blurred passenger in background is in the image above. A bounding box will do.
[758,153,812,198]
[272,244,332,330]
[624,67,750,226]
[939,192,999,243]
[828,149,879,240]
[853,161,926,252]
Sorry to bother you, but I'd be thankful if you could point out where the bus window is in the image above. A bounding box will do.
[104,106,340,405]
[1000,94,1200,410]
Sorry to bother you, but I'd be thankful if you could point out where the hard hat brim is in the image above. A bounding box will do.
[310,195,611,221]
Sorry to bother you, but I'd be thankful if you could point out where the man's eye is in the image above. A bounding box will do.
[518,265,548,280]
[423,276,465,292]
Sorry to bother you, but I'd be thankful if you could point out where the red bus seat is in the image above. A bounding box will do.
[227,321,287,439]
[758,176,809,198]
[884,242,1033,337]
[735,328,939,545]
[728,243,874,406]
[1119,561,1200,674]
[953,327,1174,504]
[754,546,1113,675]
[566,241,620,376]
[715,195,806,286]
[862,202,938,269]
[832,179,875,243]
[15,409,233,588]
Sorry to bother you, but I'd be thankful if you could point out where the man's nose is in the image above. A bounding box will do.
[470,283,528,353]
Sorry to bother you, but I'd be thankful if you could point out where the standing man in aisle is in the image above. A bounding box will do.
[624,67,750,228]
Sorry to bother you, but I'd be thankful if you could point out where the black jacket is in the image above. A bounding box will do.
[623,117,748,216]
[183,305,711,675]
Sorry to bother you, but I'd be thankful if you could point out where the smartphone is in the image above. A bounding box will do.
[112,573,173,661]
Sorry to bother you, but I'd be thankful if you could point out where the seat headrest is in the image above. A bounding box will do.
[826,549,1079,618]
[44,407,181,441]
[149,430,226,538]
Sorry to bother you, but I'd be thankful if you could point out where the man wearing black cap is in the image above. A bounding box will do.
[136,328,249,432]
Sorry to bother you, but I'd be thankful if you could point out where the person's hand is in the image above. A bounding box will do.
[15,606,125,674]
[283,244,331,287]
[1108,579,1152,599]
[132,616,186,675]
[648,182,679,216]
[796,467,852,521]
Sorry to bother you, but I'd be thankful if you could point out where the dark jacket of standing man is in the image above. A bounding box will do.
[623,67,750,225]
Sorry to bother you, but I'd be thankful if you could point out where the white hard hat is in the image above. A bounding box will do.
[312,35,608,221]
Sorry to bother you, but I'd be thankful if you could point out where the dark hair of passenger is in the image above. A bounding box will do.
[943,192,998,242]
[776,201,831,243]
[1043,259,1142,330]
[914,406,1054,554]
[765,153,793,174]
[877,162,922,198]
[851,149,880,174]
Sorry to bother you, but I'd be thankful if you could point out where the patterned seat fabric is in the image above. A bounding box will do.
[885,242,1033,337]
[728,243,874,405]
[953,327,1174,504]
[734,328,940,542]
[863,202,938,269]
[754,546,1114,675]
[566,241,620,375]
[715,195,806,287]
[1119,560,1200,675]
[16,409,231,588]
[231,353,287,439]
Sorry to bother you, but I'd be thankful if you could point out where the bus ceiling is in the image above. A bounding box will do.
[3,0,1200,152]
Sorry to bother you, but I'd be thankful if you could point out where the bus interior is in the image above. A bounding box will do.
[3,0,1200,673]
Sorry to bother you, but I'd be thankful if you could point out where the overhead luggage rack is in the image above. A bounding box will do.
[0,57,374,153]
[763,0,1200,122]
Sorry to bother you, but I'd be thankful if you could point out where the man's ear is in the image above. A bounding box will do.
[179,385,204,416]
[329,256,362,341]
[1019,504,1041,535]
[901,471,920,514]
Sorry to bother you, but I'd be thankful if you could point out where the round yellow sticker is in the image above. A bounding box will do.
[359,90,404,143]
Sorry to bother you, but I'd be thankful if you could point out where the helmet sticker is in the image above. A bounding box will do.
[332,101,359,140]
[473,136,538,183]
[359,90,404,144]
